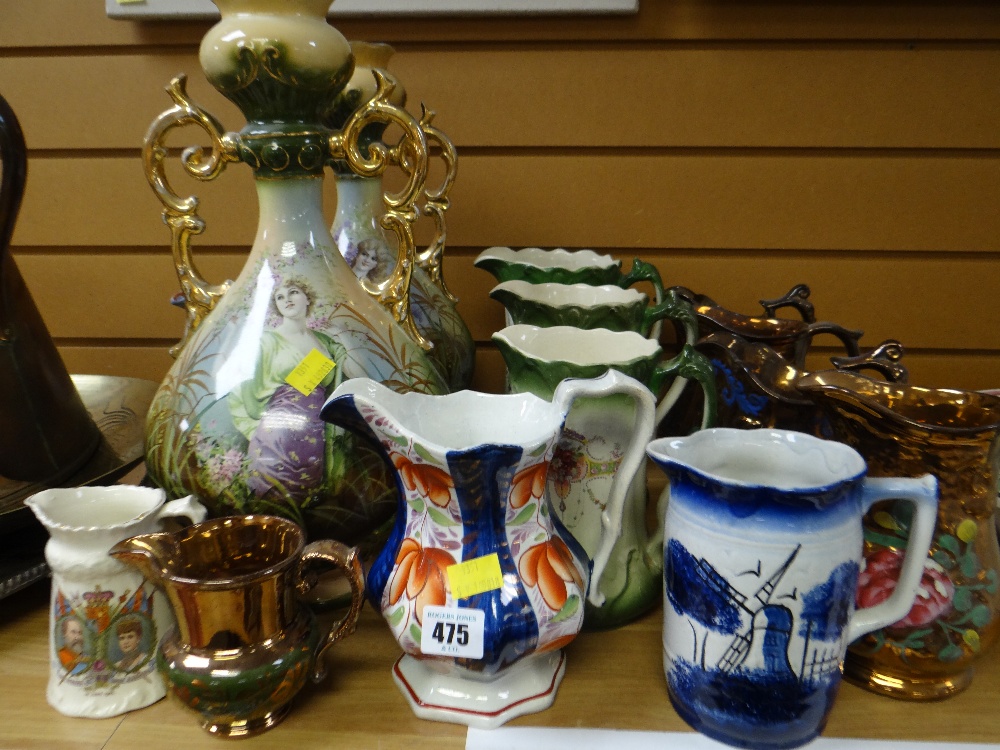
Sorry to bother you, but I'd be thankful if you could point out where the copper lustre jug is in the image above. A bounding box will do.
[0,92,99,482]
[672,283,863,369]
[796,372,1000,699]
[110,514,365,737]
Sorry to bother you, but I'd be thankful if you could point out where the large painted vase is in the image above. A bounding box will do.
[142,0,449,545]
[320,371,650,728]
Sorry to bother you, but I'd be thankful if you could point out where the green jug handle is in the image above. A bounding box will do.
[642,345,718,573]
[617,258,666,339]
[649,343,718,431]
[641,287,699,343]
[143,75,239,358]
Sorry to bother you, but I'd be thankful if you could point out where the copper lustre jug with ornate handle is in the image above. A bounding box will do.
[672,283,864,369]
[796,371,1000,699]
[0,92,100,482]
[141,0,450,548]
[110,514,365,737]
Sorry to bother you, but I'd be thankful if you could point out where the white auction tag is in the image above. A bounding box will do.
[420,605,485,659]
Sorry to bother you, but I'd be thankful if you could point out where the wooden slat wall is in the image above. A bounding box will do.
[1,1,998,395]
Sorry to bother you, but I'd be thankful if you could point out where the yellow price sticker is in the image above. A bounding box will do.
[284,348,336,396]
[447,553,504,600]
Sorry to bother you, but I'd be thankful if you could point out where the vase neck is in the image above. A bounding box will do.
[334,175,385,220]
[253,176,333,254]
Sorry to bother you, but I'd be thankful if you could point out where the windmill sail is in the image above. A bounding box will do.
[717,545,802,673]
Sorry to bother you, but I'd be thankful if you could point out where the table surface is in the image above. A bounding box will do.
[4,574,1000,750]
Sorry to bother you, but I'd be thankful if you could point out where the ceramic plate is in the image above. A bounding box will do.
[0,375,156,599]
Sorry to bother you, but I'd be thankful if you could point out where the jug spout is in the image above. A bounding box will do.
[108,532,178,586]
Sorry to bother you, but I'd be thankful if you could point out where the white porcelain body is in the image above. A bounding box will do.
[647,429,938,750]
[24,486,206,718]
[392,651,566,730]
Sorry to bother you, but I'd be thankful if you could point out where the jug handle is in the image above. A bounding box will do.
[333,71,433,351]
[831,339,908,383]
[552,369,656,608]
[295,540,366,683]
[644,484,671,576]
[414,106,459,303]
[143,75,239,358]
[618,259,666,340]
[642,288,698,345]
[759,283,815,322]
[650,344,719,431]
[846,474,939,644]
[155,494,208,526]
[802,320,865,359]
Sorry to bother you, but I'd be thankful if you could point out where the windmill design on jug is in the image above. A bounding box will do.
[649,428,939,750]
[666,537,859,717]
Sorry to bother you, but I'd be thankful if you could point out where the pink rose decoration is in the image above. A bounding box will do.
[856,548,955,629]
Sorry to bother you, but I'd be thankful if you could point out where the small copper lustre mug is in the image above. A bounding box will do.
[111,515,365,737]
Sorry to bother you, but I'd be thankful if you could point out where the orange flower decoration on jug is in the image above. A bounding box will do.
[389,537,456,623]
[511,461,548,509]
[392,453,454,508]
[518,537,584,612]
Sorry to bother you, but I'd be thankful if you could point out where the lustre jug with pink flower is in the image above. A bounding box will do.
[320,370,652,728]
[797,372,1000,700]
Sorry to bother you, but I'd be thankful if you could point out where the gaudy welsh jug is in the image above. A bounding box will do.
[320,371,651,728]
